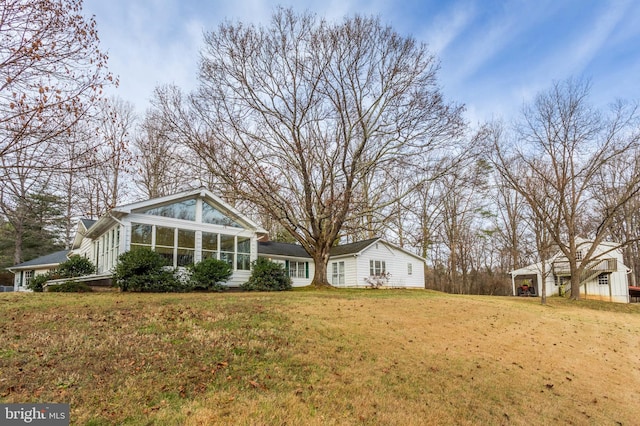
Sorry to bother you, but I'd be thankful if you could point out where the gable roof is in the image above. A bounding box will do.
[330,237,427,262]
[8,250,69,271]
[258,241,311,258]
[72,219,98,249]
[80,219,96,229]
[85,187,268,238]
[330,237,381,256]
[258,237,426,263]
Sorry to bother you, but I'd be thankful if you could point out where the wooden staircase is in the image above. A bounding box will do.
[553,258,617,295]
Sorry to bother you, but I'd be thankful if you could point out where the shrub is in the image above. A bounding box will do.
[57,255,96,278]
[27,272,57,292]
[113,248,184,292]
[189,258,232,291]
[241,258,292,291]
[47,281,93,292]
[27,256,96,292]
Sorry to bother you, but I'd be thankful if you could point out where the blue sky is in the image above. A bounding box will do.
[83,0,640,125]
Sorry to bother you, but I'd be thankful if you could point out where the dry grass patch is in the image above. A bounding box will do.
[1,291,639,425]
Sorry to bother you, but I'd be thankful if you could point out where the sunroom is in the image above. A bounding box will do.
[76,188,268,286]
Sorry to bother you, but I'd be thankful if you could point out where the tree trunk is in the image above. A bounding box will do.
[540,260,547,305]
[570,271,581,300]
[13,223,23,265]
[311,249,332,287]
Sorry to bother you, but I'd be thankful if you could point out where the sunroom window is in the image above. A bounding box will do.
[202,232,218,260]
[202,201,242,227]
[237,237,251,270]
[155,226,175,265]
[141,199,196,221]
[220,234,235,266]
[177,229,195,266]
[131,223,152,250]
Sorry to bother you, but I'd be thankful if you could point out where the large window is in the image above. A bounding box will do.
[331,261,345,286]
[236,237,251,270]
[142,199,196,221]
[131,223,152,250]
[130,223,251,270]
[131,223,196,267]
[155,226,175,265]
[203,201,242,227]
[370,260,386,276]
[219,234,235,266]
[202,232,218,260]
[177,229,195,266]
[96,226,121,273]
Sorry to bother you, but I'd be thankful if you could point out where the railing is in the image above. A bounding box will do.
[552,258,617,276]
[554,258,617,296]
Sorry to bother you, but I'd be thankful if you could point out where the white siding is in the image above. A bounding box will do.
[517,241,630,303]
[328,241,425,288]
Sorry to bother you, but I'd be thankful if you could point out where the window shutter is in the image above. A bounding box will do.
[305,262,309,278]
[285,260,290,276]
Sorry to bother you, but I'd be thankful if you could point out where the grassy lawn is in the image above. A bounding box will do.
[1,290,639,425]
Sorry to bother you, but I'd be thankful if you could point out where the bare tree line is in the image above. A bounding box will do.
[2,4,640,296]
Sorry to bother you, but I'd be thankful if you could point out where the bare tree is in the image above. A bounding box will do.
[133,90,195,198]
[77,97,135,217]
[592,146,640,286]
[438,158,491,293]
[160,9,465,286]
[0,0,114,172]
[0,0,114,262]
[0,148,53,263]
[491,79,640,300]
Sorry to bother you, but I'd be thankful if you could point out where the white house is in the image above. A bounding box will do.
[510,239,632,303]
[8,188,426,290]
[259,238,426,288]
[327,238,425,288]
[7,250,70,291]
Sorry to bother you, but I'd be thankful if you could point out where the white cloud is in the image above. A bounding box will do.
[561,0,631,75]
[420,1,475,56]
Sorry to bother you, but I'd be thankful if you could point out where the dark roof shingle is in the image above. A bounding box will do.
[258,241,311,258]
[11,250,69,269]
[330,237,379,256]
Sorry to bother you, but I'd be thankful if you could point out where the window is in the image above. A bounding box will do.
[202,201,242,227]
[177,229,195,266]
[598,273,609,286]
[576,250,583,261]
[24,270,34,288]
[131,223,152,249]
[331,261,345,286]
[155,226,175,265]
[202,232,218,260]
[369,260,386,276]
[129,223,249,269]
[220,234,235,266]
[142,199,196,221]
[408,263,413,275]
[289,261,308,278]
[236,236,251,270]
